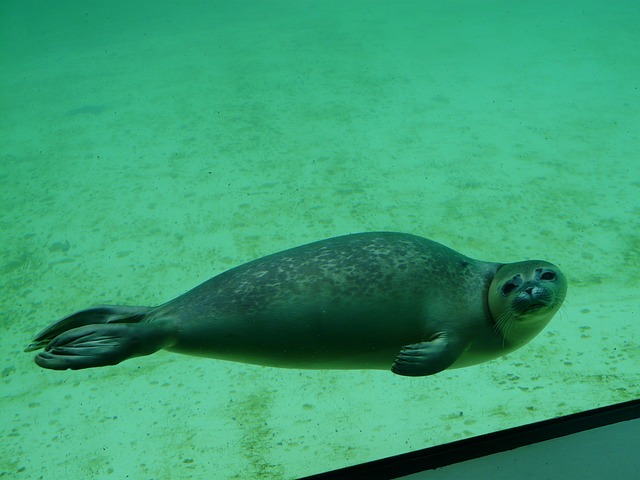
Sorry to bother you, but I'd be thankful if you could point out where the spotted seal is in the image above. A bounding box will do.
[25,232,567,376]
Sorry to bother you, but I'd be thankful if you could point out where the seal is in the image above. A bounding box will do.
[25,232,567,376]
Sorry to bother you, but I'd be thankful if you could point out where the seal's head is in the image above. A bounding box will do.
[488,260,567,348]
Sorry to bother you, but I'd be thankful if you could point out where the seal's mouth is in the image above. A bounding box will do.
[518,302,547,315]
[513,295,551,316]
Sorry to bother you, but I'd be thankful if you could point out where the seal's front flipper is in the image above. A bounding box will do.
[25,305,151,352]
[391,333,465,377]
[33,322,177,370]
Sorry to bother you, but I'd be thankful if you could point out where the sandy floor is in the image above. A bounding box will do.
[1,1,639,478]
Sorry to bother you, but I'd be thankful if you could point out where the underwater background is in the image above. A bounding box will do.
[1,0,638,478]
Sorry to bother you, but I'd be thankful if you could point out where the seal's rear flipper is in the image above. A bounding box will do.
[31,322,177,370]
[25,305,151,352]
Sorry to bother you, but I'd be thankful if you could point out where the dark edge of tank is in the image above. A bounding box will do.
[302,398,640,479]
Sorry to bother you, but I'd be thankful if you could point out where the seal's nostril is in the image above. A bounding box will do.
[524,287,534,295]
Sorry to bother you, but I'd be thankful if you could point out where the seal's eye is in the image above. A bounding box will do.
[541,271,556,281]
[501,282,518,295]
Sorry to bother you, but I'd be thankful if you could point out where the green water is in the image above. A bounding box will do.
[1,1,638,478]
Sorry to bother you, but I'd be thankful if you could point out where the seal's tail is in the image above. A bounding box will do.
[24,306,176,370]
[25,305,150,352]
